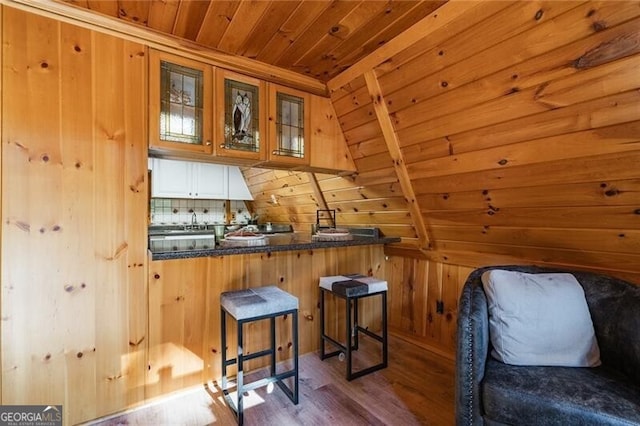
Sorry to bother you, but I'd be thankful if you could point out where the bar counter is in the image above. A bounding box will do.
[150,232,400,261]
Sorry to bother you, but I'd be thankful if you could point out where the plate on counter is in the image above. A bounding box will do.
[225,235,266,241]
[315,228,350,237]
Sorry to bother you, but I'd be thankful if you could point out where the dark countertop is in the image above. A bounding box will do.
[150,232,400,261]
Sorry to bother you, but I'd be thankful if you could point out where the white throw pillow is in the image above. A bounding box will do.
[481,270,601,367]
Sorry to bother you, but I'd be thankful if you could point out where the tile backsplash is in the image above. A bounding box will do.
[150,198,251,225]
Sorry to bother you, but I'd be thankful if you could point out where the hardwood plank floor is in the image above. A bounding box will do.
[85,335,455,425]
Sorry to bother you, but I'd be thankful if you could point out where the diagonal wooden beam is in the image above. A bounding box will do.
[329,1,483,93]
[307,172,335,227]
[364,70,432,249]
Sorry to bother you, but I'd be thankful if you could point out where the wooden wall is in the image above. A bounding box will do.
[250,2,640,281]
[1,7,148,424]
[327,0,640,280]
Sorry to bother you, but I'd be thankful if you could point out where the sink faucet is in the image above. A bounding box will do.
[191,212,197,225]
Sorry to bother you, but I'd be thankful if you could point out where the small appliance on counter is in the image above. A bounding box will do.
[312,227,353,242]
[311,209,353,241]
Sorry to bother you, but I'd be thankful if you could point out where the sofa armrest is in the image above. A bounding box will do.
[456,271,490,426]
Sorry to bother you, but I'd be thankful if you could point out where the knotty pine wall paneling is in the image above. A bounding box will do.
[385,255,474,358]
[1,7,148,424]
[328,0,640,279]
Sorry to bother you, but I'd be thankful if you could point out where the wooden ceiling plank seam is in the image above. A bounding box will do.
[329,0,446,80]
[6,0,327,95]
[364,70,431,249]
[422,205,640,230]
[373,1,510,81]
[255,0,332,65]
[400,140,451,165]
[147,0,179,34]
[382,0,638,132]
[388,19,640,142]
[339,101,378,133]
[398,246,640,283]
[171,0,209,41]
[416,178,640,211]
[433,240,640,275]
[216,0,272,54]
[329,74,367,105]
[378,0,583,100]
[301,0,417,79]
[405,121,640,181]
[385,14,640,120]
[238,0,299,59]
[86,0,117,17]
[116,0,150,26]
[395,55,640,151]
[275,0,361,71]
[328,1,484,93]
[410,150,640,194]
[442,89,640,156]
[195,1,242,47]
[400,86,640,161]
[429,225,640,255]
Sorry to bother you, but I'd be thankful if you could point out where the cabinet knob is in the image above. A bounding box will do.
[205,141,212,146]
[219,144,226,149]
[272,150,278,155]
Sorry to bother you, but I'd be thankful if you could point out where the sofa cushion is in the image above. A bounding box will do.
[482,270,600,367]
[482,358,640,426]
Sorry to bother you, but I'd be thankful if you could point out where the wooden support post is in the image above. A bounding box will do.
[364,70,432,249]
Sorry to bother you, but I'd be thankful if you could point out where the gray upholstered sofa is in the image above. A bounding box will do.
[456,265,640,426]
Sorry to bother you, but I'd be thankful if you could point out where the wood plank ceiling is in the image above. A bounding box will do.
[61,0,445,81]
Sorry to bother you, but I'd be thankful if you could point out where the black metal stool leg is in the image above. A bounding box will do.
[293,309,299,403]
[237,319,244,426]
[221,308,228,392]
[320,288,325,359]
[346,294,353,380]
[382,291,388,368]
[270,316,276,377]
[353,297,359,351]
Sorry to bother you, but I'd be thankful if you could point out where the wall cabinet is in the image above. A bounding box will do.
[266,83,310,167]
[151,158,253,200]
[148,50,354,173]
[151,158,227,199]
[149,50,214,154]
[215,69,267,162]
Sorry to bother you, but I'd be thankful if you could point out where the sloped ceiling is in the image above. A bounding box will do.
[60,0,445,81]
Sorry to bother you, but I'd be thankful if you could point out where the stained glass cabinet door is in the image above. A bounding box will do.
[267,83,310,166]
[149,50,213,154]
[215,69,267,161]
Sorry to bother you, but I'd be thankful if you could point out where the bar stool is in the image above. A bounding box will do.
[220,286,299,425]
[319,274,388,381]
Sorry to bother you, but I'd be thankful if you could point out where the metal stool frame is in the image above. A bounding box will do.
[221,307,299,425]
[319,287,388,381]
